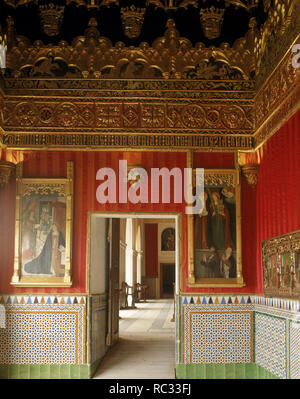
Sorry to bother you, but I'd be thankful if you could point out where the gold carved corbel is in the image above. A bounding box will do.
[0,160,16,188]
[241,163,260,188]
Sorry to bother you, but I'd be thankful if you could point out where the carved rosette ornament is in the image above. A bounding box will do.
[120,5,146,39]
[241,163,260,188]
[0,160,16,187]
[200,6,225,40]
[39,3,65,37]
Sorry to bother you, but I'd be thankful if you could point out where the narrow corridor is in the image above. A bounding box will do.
[94,299,175,379]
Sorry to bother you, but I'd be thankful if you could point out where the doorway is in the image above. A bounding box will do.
[160,263,175,298]
[87,212,181,379]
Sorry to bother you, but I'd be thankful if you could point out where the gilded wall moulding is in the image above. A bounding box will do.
[1,133,254,150]
[254,36,300,130]
[254,82,300,149]
[2,100,254,132]
[1,79,256,101]
[254,0,299,87]
[254,36,300,149]
[4,19,255,80]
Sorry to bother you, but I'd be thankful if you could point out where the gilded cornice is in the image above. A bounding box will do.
[2,99,254,132]
[5,19,255,80]
[1,132,254,151]
[0,0,299,151]
[254,33,300,149]
[254,0,299,89]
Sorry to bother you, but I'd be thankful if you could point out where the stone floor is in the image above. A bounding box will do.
[93,299,175,379]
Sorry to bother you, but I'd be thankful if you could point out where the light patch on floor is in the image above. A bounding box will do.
[93,299,175,379]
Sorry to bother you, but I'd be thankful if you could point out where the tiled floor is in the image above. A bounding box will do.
[93,299,175,379]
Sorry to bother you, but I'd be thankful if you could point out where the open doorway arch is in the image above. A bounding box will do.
[87,211,182,379]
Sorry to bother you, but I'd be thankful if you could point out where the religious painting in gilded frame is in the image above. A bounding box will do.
[187,169,244,287]
[262,229,300,298]
[161,228,176,251]
[11,161,74,287]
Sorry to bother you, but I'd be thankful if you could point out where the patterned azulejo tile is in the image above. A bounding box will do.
[254,312,286,379]
[182,304,253,364]
[0,304,86,365]
[290,321,300,379]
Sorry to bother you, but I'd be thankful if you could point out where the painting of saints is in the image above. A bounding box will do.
[194,190,209,249]
[22,206,38,263]
[161,228,175,251]
[35,204,52,257]
[209,190,234,250]
[220,247,236,278]
[221,187,236,248]
[200,246,220,278]
[296,252,300,284]
[24,223,66,277]
[281,253,291,287]
[270,255,278,287]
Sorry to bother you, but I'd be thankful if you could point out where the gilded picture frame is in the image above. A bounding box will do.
[11,161,74,287]
[262,229,300,298]
[187,168,244,287]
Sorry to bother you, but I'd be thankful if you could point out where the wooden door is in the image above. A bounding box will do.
[160,263,175,298]
[106,218,120,346]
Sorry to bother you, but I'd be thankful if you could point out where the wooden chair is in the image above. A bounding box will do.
[121,281,135,308]
[134,283,148,303]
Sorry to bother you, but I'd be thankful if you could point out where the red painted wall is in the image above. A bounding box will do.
[3,139,293,295]
[145,224,158,277]
[255,110,300,293]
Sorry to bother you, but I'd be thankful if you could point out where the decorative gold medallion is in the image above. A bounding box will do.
[39,3,65,37]
[200,6,225,40]
[120,5,146,40]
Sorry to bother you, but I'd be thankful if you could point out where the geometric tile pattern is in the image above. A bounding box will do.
[0,295,86,305]
[290,322,300,379]
[0,305,5,328]
[0,304,86,365]
[182,304,253,364]
[181,296,253,306]
[189,312,253,364]
[254,312,286,379]
[90,295,107,364]
[180,295,300,312]
[252,297,300,312]
[178,296,300,378]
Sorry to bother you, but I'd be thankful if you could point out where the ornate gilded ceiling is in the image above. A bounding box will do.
[0,0,299,151]
[1,0,266,47]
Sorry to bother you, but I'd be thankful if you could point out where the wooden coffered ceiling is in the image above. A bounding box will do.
[0,0,299,152]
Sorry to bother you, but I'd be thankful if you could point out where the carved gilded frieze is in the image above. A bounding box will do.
[5,19,255,80]
[254,34,300,148]
[0,0,299,151]
[1,133,254,150]
[2,100,254,132]
[254,0,299,88]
